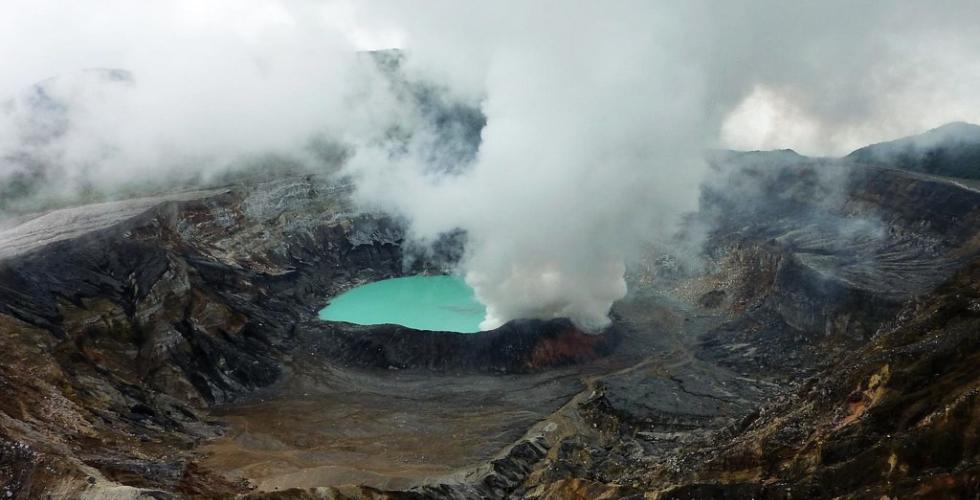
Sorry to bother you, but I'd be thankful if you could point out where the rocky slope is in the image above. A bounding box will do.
[489,134,980,500]
[653,260,980,498]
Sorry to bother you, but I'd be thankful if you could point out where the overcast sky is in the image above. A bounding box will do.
[3,0,980,155]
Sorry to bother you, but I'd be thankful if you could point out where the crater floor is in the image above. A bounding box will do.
[198,286,740,494]
[200,369,583,491]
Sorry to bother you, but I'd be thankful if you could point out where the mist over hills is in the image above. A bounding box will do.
[5,64,980,221]
[847,121,980,179]
[0,54,486,218]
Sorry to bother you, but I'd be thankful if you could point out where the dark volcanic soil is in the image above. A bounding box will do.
[2,136,980,499]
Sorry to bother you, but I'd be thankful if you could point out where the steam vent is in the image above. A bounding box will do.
[4,3,980,499]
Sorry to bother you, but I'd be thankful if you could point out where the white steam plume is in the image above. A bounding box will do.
[342,0,980,330]
[344,3,709,330]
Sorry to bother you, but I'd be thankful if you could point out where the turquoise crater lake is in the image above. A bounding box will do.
[318,275,487,333]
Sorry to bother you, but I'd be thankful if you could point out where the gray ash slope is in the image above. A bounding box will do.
[0,124,979,498]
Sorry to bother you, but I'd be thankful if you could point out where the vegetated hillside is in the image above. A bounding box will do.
[846,121,980,180]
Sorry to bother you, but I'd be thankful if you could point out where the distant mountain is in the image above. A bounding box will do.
[706,148,811,171]
[846,121,980,180]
